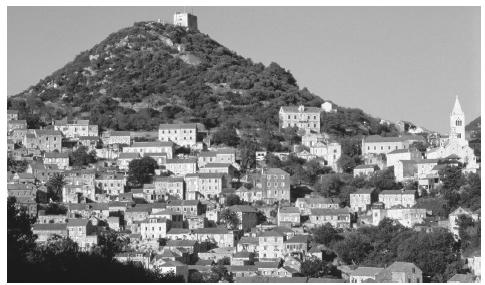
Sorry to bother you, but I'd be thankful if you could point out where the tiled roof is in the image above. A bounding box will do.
[34,129,62,136]
[350,266,385,276]
[131,141,173,147]
[185,173,224,179]
[257,230,284,237]
[310,207,350,216]
[255,261,280,269]
[285,235,309,244]
[352,188,375,194]
[386,261,420,273]
[166,239,197,247]
[118,153,140,159]
[278,207,300,214]
[159,123,197,129]
[280,106,321,113]
[193,228,230,235]
[229,205,258,213]
[67,218,89,227]
[44,152,69,159]
[167,200,199,206]
[202,163,232,168]
[166,158,197,164]
[110,131,131,136]
[32,223,67,231]
[379,190,416,195]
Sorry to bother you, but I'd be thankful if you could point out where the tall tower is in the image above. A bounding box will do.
[449,96,466,146]
[173,12,198,31]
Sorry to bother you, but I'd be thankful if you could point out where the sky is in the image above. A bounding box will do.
[7,6,481,133]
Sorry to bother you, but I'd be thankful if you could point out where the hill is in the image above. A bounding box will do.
[465,116,480,140]
[8,21,399,139]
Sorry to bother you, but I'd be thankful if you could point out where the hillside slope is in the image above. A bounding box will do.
[8,21,398,138]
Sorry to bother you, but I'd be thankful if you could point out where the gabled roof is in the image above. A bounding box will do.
[193,228,230,235]
[32,223,67,231]
[110,131,131,136]
[280,106,321,113]
[311,207,350,216]
[255,261,280,269]
[257,230,284,238]
[159,123,197,130]
[379,190,416,196]
[167,200,199,206]
[285,235,308,244]
[67,218,89,227]
[350,266,385,277]
[278,207,300,214]
[202,163,232,168]
[229,205,258,213]
[166,158,197,164]
[385,261,420,274]
[131,141,173,147]
[118,153,140,159]
[166,240,197,247]
[44,152,69,159]
[167,228,192,235]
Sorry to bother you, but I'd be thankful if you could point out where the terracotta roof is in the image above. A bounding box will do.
[44,152,69,159]
[379,190,416,195]
[280,106,321,113]
[159,123,197,129]
[32,223,67,231]
[311,207,350,216]
[131,141,173,147]
[350,266,385,277]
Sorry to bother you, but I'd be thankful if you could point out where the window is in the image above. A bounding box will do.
[457,134,461,138]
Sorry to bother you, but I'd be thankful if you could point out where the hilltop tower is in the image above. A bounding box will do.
[173,12,198,31]
[449,96,466,146]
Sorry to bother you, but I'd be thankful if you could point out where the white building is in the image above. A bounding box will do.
[173,12,198,31]
[123,141,174,159]
[279,105,321,134]
[158,123,197,148]
[53,119,98,138]
[378,190,416,209]
[426,97,478,172]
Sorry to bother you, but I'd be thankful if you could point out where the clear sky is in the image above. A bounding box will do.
[7,6,481,133]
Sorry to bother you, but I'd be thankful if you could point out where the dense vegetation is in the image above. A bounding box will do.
[311,219,471,283]
[8,21,399,147]
[7,197,183,282]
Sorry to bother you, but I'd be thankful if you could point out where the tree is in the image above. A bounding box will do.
[312,223,343,246]
[44,203,68,215]
[158,237,168,247]
[439,165,465,191]
[70,146,96,167]
[46,173,66,202]
[301,257,324,278]
[218,209,240,230]
[225,194,241,206]
[396,229,460,283]
[7,157,28,173]
[212,125,239,147]
[127,157,158,187]
[93,230,129,259]
[333,233,372,265]
[239,138,258,170]
[337,154,357,174]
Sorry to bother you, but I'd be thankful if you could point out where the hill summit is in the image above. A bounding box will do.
[9,21,398,138]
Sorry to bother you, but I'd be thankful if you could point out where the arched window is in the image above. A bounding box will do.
[456,120,462,126]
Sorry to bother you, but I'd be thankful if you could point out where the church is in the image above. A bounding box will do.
[426,96,478,172]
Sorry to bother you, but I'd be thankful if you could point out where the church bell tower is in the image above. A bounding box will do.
[449,96,466,146]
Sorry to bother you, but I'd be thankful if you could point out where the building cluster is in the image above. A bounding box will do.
[357,97,479,192]
[6,97,480,283]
